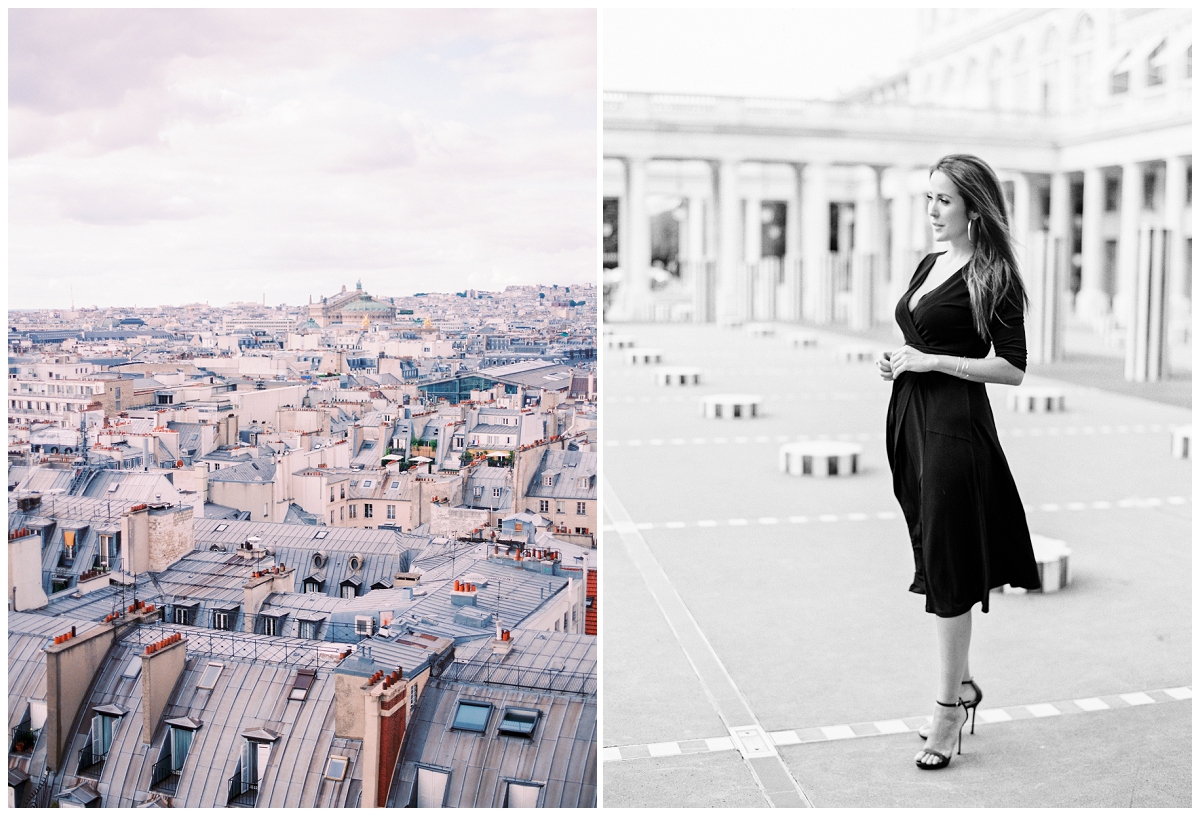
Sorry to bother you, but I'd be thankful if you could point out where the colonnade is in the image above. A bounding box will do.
[606,152,1191,382]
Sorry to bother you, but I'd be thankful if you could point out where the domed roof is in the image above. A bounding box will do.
[341,298,391,312]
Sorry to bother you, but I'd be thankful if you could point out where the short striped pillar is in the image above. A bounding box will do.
[836,345,876,363]
[1171,426,1190,459]
[606,334,636,351]
[655,367,702,386]
[778,441,862,477]
[624,348,663,366]
[1001,534,1071,594]
[787,331,819,349]
[701,394,762,420]
[1007,387,1066,413]
[745,323,777,338]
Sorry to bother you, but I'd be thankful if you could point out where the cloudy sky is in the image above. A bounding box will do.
[9,9,597,309]
[605,8,917,99]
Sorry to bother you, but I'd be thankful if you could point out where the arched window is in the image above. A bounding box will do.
[1041,27,1060,112]
[1012,37,1029,110]
[965,57,979,106]
[943,65,956,98]
[1071,14,1093,43]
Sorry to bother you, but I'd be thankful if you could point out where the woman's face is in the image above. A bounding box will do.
[927,170,974,245]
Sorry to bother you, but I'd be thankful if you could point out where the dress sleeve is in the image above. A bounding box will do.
[989,290,1027,371]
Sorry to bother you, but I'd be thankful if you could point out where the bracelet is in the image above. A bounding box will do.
[963,357,970,379]
[952,357,965,377]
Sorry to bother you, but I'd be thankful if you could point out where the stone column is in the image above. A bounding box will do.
[1027,171,1068,364]
[715,158,742,322]
[1114,161,1144,328]
[744,188,762,263]
[801,162,831,324]
[1008,171,1032,268]
[623,156,651,319]
[781,163,804,322]
[1163,155,1190,344]
[1077,166,1108,320]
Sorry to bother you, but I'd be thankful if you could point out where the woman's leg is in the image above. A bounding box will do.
[917,609,972,765]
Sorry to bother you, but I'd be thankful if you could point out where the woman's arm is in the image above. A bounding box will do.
[887,345,1024,386]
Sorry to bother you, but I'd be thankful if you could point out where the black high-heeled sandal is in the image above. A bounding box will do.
[919,678,983,739]
[915,699,967,771]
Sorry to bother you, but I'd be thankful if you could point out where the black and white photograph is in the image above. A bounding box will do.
[600,7,1190,808]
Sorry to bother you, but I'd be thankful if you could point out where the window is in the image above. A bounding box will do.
[298,618,323,639]
[391,481,400,489]
[214,523,229,532]
[324,755,349,781]
[173,604,197,625]
[314,530,328,540]
[212,608,236,631]
[349,505,357,519]
[1111,50,1130,94]
[89,711,121,760]
[288,669,316,701]
[304,579,323,594]
[575,527,589,535]
[506,782,541,808]
[1144,171,1157,211]
[121,655,142,680]
[170,724,195,771]
[354,615,375,636]
[539,500,549,513]
[416,767,449,808]
[542,474,553,487]
[364,504,373,519]
[451,701,491,733]
[387,504,395,519]
[362,479,373,488]
[474,486,483,499]
[576,501,587,515]
[340,486,345,499]
[341,583,357,599]
[330,488,335,502]
[1147,40,1166,86]
[340,507,344,521]
[556,501,565,515]
[261,613,285,636]
[1105,176,1121,211]
[198,662,223,689]
[493,487,501,499]
[497,707,540,738]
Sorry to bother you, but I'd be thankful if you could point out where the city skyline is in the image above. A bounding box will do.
[9,9,597,310]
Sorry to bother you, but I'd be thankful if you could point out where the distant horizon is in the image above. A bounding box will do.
[7,279,595,313]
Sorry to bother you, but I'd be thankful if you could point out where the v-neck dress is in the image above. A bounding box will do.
[885,252,1041,617]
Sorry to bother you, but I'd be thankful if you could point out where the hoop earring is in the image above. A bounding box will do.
[967,219,976,244]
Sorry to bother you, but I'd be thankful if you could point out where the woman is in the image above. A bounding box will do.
[878,154,1041,771]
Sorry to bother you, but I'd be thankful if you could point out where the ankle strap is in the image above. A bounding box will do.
[936,699,964,708]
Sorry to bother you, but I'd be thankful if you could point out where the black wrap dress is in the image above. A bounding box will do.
[886,252,1041,617]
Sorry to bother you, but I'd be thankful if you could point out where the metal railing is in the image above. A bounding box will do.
[227,772,258,807]
[439,656,596,697]
[77,737,104,775]
[10,727,38,754]
[150,754,180,794]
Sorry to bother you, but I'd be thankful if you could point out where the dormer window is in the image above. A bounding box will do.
[473,486,483,499]
[492,487,501,499]
[542,475,553,487]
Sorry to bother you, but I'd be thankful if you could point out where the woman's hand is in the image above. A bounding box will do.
[877,351,893,381]
[889,345,936,377]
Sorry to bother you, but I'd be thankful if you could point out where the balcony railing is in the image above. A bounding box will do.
[10,727,38,754]
[150,754,180,794]
[227,771,259,807]
[77,738,105,775]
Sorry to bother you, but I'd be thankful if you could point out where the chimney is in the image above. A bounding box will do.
[9,529,49,611]
[140,634,186,744]
[121,504,151,575]
[450,581,478,607]
[362,668,409,808]
[351,424,363,456]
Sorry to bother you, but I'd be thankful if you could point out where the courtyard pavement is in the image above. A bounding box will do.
[599,321,1191,808]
